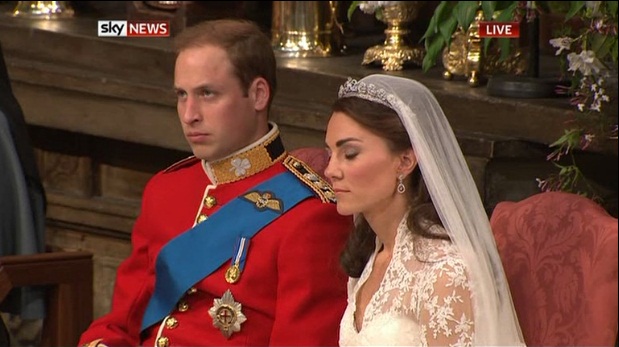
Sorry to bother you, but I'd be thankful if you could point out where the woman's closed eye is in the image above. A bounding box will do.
[344,149,359,160]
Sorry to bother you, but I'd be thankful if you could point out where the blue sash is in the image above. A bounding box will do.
[140,171,314,331]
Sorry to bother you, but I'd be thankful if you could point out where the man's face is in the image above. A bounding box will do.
[174,45,263,161]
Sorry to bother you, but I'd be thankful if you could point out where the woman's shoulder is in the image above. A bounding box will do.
[409,231,472,290]
[411,226,464,265]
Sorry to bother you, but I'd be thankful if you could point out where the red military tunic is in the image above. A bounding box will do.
[79,128,352,346]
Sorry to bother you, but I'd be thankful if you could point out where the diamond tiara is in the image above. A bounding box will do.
[337,77,394,108]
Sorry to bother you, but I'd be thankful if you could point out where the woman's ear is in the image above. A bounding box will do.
[250,77,269,112]
[398,148,417,176]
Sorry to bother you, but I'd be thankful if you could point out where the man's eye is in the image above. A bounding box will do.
[199,89,213,97]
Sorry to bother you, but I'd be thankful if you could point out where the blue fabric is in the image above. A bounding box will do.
[0,41,47,320]
[141,171,314,331]
[0,111,46,319]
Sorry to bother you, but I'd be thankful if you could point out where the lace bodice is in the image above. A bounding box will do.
[339,218,475,346]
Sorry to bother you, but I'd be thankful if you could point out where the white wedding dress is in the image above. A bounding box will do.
[339,217,475,346]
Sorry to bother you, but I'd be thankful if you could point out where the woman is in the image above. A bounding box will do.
[325,74,525,346]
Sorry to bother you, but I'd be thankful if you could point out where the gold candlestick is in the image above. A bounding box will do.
[11,1,74,19]
[362,1,425,71]
[271,1,344,58]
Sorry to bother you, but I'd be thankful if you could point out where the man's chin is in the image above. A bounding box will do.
[191,149,218,162]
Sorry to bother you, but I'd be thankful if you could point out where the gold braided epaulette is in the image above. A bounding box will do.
[283,155,336,204]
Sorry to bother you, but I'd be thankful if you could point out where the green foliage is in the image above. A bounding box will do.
[420,1,520,72]
[539,1,618,202]
[538,129,602,200]
[419,1,618,203]
[348,1,363,21]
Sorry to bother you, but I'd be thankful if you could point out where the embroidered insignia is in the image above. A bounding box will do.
[208,289,247,339]
[230,157,251,177]
[283,155,337,203]
[208,129,286,184]
[242,191,283,213]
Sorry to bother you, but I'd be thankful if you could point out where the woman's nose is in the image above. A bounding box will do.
[324,156,338,182]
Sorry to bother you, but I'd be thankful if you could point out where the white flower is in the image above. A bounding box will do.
[590,102,601,112]
[549,37,574,55]
[358,1,398,14]
[230,158,251,176]
[567,50,605,76]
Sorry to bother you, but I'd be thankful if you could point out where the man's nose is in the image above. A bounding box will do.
[180,97,200,124]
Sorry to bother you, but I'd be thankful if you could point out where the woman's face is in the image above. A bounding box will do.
[324,111,403,216]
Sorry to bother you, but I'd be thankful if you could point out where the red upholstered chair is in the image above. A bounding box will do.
[289,147,330,179]
[490,191,618,346]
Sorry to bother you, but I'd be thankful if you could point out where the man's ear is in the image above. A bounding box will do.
[399,148,417,176]
[250,77,269,112]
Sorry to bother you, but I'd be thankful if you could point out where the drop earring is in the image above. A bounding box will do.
[397,175,406,194]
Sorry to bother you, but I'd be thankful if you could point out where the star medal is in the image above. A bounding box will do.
[208,289,246,338]
[225,237,249,284]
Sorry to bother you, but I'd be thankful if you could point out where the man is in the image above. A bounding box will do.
[78,19,352,346]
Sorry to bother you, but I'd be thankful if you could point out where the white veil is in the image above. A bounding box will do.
[338,74,525,346]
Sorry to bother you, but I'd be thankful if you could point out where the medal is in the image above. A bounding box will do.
[208,289,246,339]
[225,264,240,283]
[225,237,250,284]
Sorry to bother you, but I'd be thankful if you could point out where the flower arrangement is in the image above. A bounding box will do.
[347,1,400,21]
[537,1,618,201]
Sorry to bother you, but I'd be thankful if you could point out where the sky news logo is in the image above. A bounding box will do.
[98,20,170,37]
[478,22,520,38]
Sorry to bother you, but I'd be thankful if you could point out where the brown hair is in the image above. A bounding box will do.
[174,19,277,107]
[333,97,447,278]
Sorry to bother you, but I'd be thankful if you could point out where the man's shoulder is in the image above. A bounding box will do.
[282,155,336,204]
[162,155,201,173]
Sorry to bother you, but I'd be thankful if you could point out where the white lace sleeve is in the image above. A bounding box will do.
[418,258,475,347]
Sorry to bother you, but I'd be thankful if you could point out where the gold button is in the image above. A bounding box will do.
[177,301,189,312]
[156,336,169,347]
[187,287,197,295]
[165,316,178,329]
[204,196,217,208]
[196,214,208,224]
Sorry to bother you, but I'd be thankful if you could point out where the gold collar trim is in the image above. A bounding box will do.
[204,125,286,184]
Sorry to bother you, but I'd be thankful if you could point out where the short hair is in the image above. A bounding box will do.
[174,19,277,105]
